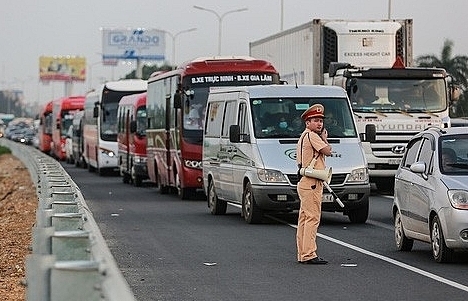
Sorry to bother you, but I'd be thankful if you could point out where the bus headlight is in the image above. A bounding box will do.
[100,148,115,158]
[134,155,147,164]
[257,169,287,183]
[346,167,368,183]
[184,159,202,169]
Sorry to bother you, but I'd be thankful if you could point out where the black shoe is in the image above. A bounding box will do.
[302,257,328,264]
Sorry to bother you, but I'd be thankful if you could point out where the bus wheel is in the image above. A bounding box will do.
[133,172,143,187]
[122,172,130,184]
[242,182,263,224]
[175,172,192,200]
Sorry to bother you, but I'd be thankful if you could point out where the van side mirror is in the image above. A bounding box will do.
[229,125,241,143]
[130,120,137,133]
[229,125,250,143]
[364,124,376,142]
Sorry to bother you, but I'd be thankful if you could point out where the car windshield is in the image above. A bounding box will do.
[251,97,357,139]
[439,134,468,174]
[349,78,447,113]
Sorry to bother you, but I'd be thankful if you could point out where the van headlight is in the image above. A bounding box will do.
[257,169,287,183]
[448,190,468,210]
[346,167,368,183]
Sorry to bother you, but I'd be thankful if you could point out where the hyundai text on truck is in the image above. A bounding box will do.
[250,19,459,190]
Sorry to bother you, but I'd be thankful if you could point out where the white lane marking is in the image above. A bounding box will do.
[267,215,468,293]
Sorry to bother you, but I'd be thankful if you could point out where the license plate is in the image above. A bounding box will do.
[388,158,402,165]
[322,193,334,203]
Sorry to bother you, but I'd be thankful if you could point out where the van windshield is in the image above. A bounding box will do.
[251,97,357,139]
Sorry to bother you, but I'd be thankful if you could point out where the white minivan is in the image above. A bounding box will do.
[202,85,370,224]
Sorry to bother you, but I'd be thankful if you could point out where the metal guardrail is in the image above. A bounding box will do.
[0,139,137,301]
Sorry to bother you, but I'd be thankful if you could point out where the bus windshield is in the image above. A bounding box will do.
[61,111,76,136]
[183,87,208,131]
[251,97,357,139]
[100,102,118,141]
[136,106,147,136]
[349,78,447,113]
[181,73,279,136]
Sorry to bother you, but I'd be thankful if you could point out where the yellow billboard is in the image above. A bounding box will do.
[39,56,86,82]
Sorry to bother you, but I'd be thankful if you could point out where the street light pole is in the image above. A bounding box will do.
[165,28,197,66]
[388,0,392,19]
[193,5,248,56]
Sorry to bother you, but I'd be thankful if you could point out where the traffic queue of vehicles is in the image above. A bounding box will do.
[28,51,467,263]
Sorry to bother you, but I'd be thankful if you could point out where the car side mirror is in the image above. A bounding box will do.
[410,161,428,180]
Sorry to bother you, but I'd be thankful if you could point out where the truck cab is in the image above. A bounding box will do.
[329,63,454,189]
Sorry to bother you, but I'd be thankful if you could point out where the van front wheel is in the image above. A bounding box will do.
[242,182,263,224]
[208,180,227,215]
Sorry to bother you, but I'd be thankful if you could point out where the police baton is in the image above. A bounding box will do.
[323,182,345,208]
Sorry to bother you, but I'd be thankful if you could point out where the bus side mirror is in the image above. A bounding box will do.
[130,120,137,133]
[363,124,376,142]
[174,92,182,108]
[229,125,241,143]
[93,106,99,118]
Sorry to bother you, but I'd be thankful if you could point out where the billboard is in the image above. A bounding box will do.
[39,56,86,82]
[102,28,166,61]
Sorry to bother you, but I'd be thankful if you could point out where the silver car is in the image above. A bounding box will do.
[393,127,468,263]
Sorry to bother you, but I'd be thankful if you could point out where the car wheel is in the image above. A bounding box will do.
[394,210,413,251]
[208,179,227,215]
[431,216,453,263]
[348,201,369,224]
[242,182,262,224]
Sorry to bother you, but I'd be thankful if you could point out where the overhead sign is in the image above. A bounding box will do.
[39,56,86,82]
[102,28,166,61]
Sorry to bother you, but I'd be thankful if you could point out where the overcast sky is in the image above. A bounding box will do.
[1,0,467,108]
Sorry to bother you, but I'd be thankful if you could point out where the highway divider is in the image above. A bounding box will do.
[0,139,136,301]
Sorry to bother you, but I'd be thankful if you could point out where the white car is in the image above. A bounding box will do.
[393,127,468,262]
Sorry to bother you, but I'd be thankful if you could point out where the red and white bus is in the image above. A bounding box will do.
[51,95,85,160]
[38,100,54,154]
[83,79,147,175]
[146,56,280,199]
[117,92,148,186]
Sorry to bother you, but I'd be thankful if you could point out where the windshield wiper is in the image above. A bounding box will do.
[408,109,438,117]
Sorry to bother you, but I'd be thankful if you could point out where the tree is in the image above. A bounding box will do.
[416,39,468,116]
[124,63,173,80]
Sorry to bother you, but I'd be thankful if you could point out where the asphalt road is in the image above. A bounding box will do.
[63,164,468,301]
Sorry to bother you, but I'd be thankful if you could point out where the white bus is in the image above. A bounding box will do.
[83,79,147,175]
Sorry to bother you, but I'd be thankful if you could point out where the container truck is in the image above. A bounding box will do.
[250,19,458,190]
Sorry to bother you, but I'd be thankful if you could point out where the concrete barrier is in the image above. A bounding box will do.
[0,139,137,301]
